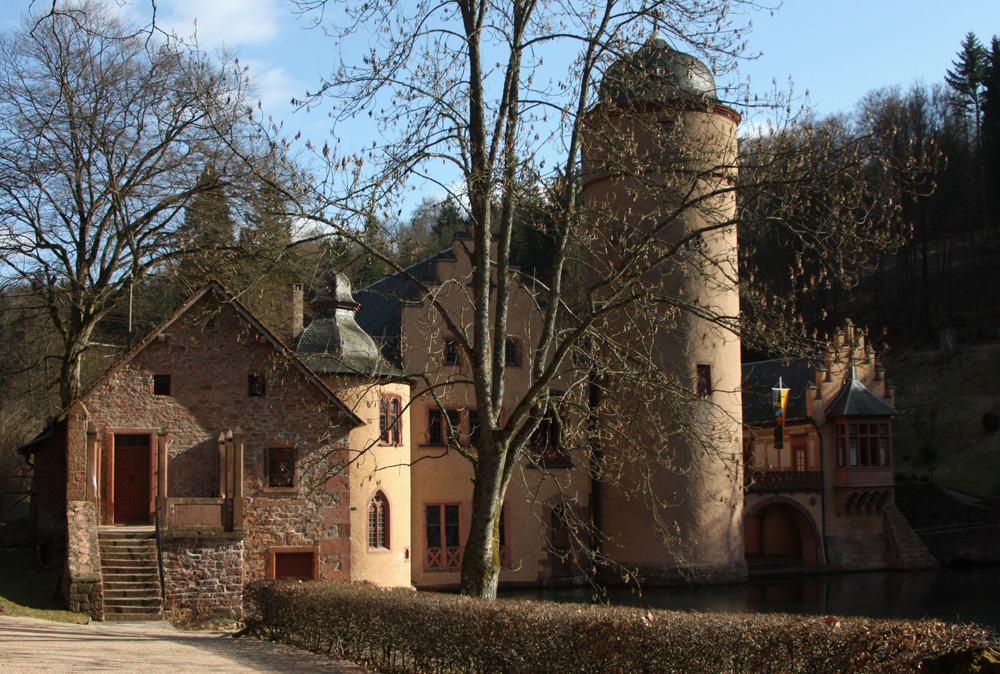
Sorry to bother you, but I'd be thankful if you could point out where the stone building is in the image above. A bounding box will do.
[20,38,932,621]
[742,321,936,572]
[23,280,410,620]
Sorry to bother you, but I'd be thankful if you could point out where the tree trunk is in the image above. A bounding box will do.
[460,448,505,598]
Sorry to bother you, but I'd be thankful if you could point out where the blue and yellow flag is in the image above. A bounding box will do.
[772,378,789,449]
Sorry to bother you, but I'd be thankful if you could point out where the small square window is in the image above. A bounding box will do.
[444,339,460,366]
[267,446,295,488]
[248,374,266,397]
[153,374,171,396]
[696,364,712,396]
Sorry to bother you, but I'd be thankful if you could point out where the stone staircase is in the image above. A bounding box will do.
[98,530,163,621]
[884,504,939,570]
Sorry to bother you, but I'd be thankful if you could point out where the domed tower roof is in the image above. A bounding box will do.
[296,269,388,376]
[599,35,717,104]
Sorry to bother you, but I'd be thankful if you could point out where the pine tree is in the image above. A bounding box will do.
[946,32,989,144]
[237,173,306,332]
[174,164,239,294]
[981,35,1000,207]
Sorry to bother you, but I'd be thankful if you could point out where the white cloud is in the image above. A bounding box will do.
[246,61,304,115]
[156,0,283,47]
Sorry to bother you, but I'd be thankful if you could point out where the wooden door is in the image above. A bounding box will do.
[113,434,151,524]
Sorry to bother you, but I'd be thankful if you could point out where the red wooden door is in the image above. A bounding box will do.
[113,434,151,524]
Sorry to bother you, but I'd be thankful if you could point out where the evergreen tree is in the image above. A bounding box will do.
[237,172,306,332]
[174,164,239,295]
[946,32,989,144]
[982,35,1000,208]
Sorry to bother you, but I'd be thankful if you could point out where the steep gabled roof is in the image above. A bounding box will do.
[825,369,899,418]
[741,357,818,426]
[69,279,362,426]
[354,248,455,367]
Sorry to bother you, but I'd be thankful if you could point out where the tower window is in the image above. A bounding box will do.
[696,364,713,396]
[368,491,390,550]
[380,395,403,445]
[444,339,461,366]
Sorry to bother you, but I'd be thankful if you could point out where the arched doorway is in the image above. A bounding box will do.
[744,499,821,569]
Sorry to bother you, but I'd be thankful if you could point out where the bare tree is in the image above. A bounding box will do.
[289,0,919,598]
[0,2,268,408]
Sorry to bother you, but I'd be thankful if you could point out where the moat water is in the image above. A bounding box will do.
[501,566,1000,634]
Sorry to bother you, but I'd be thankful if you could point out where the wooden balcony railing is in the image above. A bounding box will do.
[746,470,823,492]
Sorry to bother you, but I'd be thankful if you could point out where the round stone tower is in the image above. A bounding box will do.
[583,36,745,585]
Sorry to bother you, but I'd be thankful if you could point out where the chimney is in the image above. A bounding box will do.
[290,283,304,345]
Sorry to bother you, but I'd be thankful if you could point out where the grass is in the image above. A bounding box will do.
[887,343,1000,497]
[0,547,89,623]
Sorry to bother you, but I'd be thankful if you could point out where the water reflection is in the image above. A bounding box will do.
[501,566,1000,633]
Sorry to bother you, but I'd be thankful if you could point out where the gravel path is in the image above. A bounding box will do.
[0,616,372,673]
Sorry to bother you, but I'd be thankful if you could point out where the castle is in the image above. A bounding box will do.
[20,38,934,620]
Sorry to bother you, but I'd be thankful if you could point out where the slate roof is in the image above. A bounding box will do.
[354,248,456,367]
[600,35,718,104]
[824,369,900,418]
[297,270,405,378]
[741,358,817,426]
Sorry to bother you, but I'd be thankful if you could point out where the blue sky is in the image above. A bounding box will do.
[2,0,999,214]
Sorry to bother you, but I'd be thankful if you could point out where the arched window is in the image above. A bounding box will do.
[379,395,402,445]
[368,491,390,549]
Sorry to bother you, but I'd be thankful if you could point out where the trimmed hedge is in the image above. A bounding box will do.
[244,580,996,674]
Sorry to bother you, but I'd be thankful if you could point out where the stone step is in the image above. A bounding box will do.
[103,574,159,585]
[100,544,156,553]
[100,555,157,565]
[104,611,163,623]
[103,605,164,618]
[101,541,156,555]
[98,530,163,621]
[104,595,162,607]
[105,586,160,599]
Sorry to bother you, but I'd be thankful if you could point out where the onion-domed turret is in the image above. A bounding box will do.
[599,35,717,104]
[296,269,387,376]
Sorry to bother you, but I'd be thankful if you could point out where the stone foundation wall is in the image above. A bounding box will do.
[162,536,244,619]
[824,529,889,571]
[64,501,102,620]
